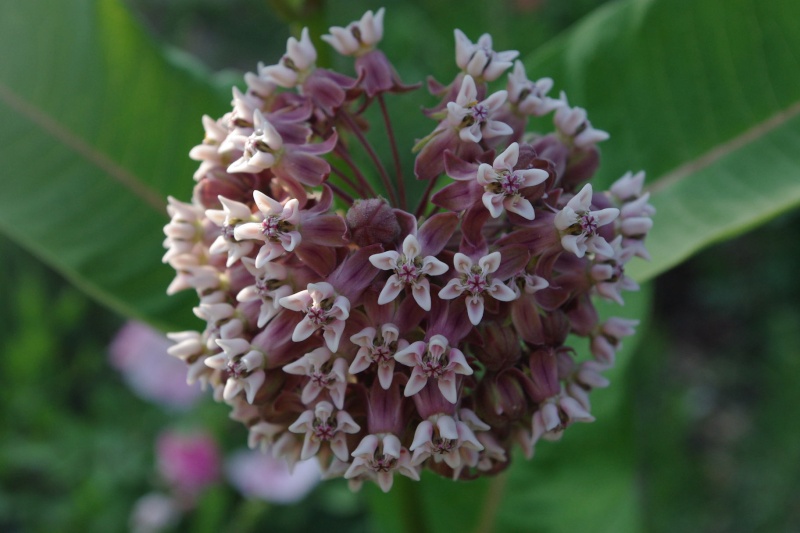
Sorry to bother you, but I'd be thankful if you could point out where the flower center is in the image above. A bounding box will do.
[370,452,397,472]
[307,306,328,326]
[221,224,236,241]
[227,359,247,379]
[579,212,598,235]
[312,419,335,441]
[371,344,393,364]
[471,104,488,123]
[500,172,524,196]
[465,272,488,295]
[396,261,419,284]
[310,369,333,388]
[432,437,455,454]
[261,215,282,240]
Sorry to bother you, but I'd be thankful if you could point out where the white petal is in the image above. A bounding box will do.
[369,251,400,270]
[438,278,464,300]
[253,190,283,216]
[377,275,404,305]
[466,295,485,325]
[478,252,502,274]
[401,234,421,259]
[411,278,432,311]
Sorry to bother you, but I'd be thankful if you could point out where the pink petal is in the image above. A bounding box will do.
[377,471,394,493]
[505,196,534,220]
[330,434,350,462]
[253,191,283,216]
[377,275,405,305]
[453,253,473,274]
[370,251,400,270]
[436,416,459,440]
[447,349,473,375]
[478,252,502,274]
[482,192,505,218]
[377,362,394,389]
[403,369,429,397]
[466,295,485,325]
[323,319,346,352]
[411,278,432,311]
[292,316,319,342]
[437,375,458,403]
[438,278,464,300]
[394,341,425,366]
[409,421,434,451]
[351,435,379,457]
[300,433,322,460]
[488,280,517,302]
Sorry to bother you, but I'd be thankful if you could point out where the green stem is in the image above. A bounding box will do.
[472,472,508,533]
[339,110,399,206]
[396,476,430,533]
[379,94,407,210]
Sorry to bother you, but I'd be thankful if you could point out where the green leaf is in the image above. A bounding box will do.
[524,0,800,282]
[0,0,227,329]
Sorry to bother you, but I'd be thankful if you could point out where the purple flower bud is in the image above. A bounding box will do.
[346,198,401,247]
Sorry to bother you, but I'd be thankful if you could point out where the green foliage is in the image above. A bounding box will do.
[523,0,800,282]
[0,0,229,330]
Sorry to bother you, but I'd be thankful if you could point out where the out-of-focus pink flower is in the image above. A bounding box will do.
[156,430,221,499]
[109,321,204,409]
[225,449,320,504]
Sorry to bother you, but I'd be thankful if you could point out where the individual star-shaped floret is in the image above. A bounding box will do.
[279,282,350,352]
[446,75,512,143]
[476,142,549,219]
[288,401,360,461]
[234,191,301,267]
[438,252,517,325]
[393,335,472,403]
[283,347,349,409]
[554,183,619,258]
[454,29,518,82]
[369,234,448,311]
[322,8,385,56]
[345,433,419,492]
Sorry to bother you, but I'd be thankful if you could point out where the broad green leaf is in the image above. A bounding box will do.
[523,0,800,282]
[0,0,227,329]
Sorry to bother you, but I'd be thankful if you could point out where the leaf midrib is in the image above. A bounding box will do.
[648,99,800,195]
[0,80,165,214]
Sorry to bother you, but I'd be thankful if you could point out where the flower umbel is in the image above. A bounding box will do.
[163,9,653,493]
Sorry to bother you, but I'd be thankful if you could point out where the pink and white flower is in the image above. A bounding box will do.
[393,334,472,403]
[345,433,419,492]
[288,401,360,461]
[554,183,619,258]
[409,414,483,468]
[322,8,385,56]
[279,282,350,352]
[476,142,548,219]
[454,29,518,82]
[236,258,292,328]
[349,324,408,389]
[369,234,448,311]
[234,191,301,267]
[282,347,349,409]
[439,252,518,325]
[446,75,512,143]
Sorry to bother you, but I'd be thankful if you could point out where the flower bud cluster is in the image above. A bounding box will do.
[163,8,653,493]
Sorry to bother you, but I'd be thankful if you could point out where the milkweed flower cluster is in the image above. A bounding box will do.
[163,8,653,493]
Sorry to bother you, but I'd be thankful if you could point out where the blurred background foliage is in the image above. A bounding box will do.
[1,0,799,531]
